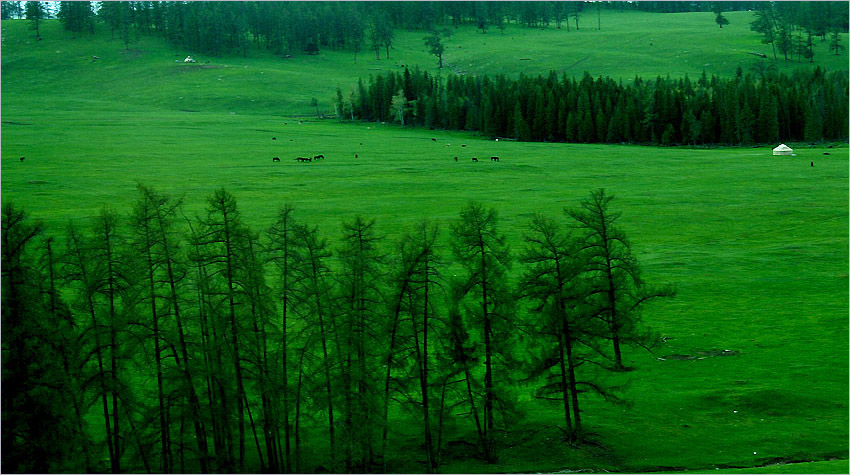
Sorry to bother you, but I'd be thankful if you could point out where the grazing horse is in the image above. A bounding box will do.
[823,152,831,155]
[19,156,25,162]
[454,156,458,162]
[811,161,814,167]
[471,157,478,162]
[273,157,281,162]
[295,156,311,162]
[272,137,277,141]
[314,154,324,160]
[491,156,500,162]
[431,138,437,142]
[355,154,359,158]
[461,144,467,148]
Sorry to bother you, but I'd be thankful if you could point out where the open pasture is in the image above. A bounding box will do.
[3,108,848,472]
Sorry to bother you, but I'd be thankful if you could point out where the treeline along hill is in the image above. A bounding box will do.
[7,1,846,60]
[345,67,848,145]
[12,0,846,145]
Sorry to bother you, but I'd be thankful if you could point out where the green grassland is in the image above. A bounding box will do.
[2,9,848,474]
[2,11,847,117]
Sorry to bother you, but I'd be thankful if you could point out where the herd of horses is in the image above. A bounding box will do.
[271,155,324,162]
[268,132,505,165]
[457,156,500,162]
[273,154,499,163]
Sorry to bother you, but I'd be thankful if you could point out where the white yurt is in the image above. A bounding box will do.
[773,144,793,156]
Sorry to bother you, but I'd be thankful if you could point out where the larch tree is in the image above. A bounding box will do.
[450,201,515,463]
[335,215,386,471]
[566,189,674,370]
[62,221,122,473]
[383,220,443,472]
[519,214,610,441]
[89,208,132,473]
[424,30,444,69]
[404,221,443,473]
[135,185,211,472]
[2,204,77,472]
[265,204,300,473]
[194,189,252,471]
[291,222,339,470]
[712,4,729,29]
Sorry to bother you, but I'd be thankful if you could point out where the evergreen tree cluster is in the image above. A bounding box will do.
[347,67,848,145]
[2,186,672,473]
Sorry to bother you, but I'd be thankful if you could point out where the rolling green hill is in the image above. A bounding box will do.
[2,10,847,117]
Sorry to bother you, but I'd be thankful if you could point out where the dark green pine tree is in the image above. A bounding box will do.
[756,88,780,144]
[577,91,594,143]
[513,102,531,141]
[804,98,823,143]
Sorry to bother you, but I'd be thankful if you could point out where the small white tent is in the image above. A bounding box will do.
[773,144,793,156]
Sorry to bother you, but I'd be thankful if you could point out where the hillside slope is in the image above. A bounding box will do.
[2,11,847,117]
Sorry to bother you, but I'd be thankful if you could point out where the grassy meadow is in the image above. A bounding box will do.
[1,9,848,474]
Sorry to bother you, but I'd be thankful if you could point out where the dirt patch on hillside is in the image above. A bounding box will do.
[122,49,147,57]
[180,64,225,70]
[659,349,738,361]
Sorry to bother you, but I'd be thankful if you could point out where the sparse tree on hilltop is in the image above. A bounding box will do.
[829,29,845,56]
[424,30,445,69]
[25,1,46,39]
[712,4,729,29]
